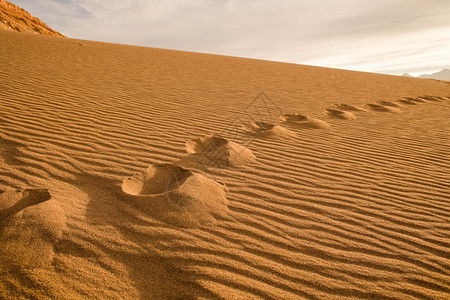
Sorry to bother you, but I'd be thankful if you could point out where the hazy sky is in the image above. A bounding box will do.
[12,0,450,76]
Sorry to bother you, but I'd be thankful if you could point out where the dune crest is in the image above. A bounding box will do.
[121,163,228,227]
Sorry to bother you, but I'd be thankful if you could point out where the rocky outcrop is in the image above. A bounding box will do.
[0,0,64,36]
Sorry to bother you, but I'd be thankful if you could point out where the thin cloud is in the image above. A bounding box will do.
[10,0,450,75]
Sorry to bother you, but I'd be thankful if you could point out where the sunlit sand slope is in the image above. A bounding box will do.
[1,30,449,299]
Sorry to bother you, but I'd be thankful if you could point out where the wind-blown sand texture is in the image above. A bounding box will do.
[1,30,450,299]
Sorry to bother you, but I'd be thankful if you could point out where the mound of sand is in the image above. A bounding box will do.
[418,95,442,101]
[333,103,367,111]
[398,98,419,105]
[377,100,402,107]
[366,103,402,113]
[121,163,228,227]
[0,189,50,221]
[405,97,427,103]
[179,134,256,169]
[0,189,65,268]
[280,113,331,129]
[324,108,356,120]
[242,121,295,137]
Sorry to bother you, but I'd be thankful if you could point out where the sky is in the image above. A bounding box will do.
[11,0,450,76]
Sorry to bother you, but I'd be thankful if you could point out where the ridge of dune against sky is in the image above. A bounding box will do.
[8,0,450,76]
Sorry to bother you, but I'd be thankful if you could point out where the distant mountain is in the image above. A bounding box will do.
[0,0,63,36]
[417,69,450,81]
[401,73,412,77]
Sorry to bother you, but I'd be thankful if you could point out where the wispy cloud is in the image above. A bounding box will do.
[11,0,450,75]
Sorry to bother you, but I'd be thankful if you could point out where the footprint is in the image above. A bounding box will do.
[121,163,229,227]
[419,95,442,102]
[0,189,65,268]
[0,137,26,165]
[178,134,256,169]
[377,100,402,107]
[406,97,427,103]
[324,108,356,120]
[242,121,295,137]
[0,189,51,222]
[366,104,401,113]
[280,114,331,129]
[333,103,367,112]
[398,97,424,105]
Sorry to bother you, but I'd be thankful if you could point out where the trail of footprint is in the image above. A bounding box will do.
[280,114,331,129]
[366,104,402,113]
[121,163,229,227]
[242,121,295,138]
[324,108,356,120]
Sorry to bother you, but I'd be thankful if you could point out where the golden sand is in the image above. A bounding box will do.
[1,30,449,299]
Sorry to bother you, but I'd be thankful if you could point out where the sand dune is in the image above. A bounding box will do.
[1,29,450,299]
